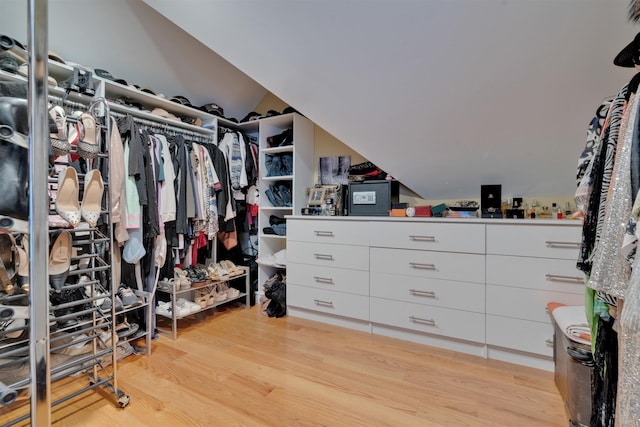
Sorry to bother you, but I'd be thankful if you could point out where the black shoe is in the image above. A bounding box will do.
[0,54,18,74]
[78,70,95,96]
[60,67,80,93]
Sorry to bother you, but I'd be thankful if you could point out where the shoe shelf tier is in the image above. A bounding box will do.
[155,267,250,341]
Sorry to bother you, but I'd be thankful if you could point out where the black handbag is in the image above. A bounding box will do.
[0,97,29,233]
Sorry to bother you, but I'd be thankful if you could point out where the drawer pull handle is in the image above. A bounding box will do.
[409,262,436,270]
[409,235,436,242]
[545,339,554,348]
[314,299,334,308]
[409,316,436,326]
[545,274,584,284]
[314,276,334,284]
[409,289,436,298]
[545,241,581,249]
[314,253,334,261]
[314,231,334,237]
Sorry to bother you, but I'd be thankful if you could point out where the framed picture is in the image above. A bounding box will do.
[307,187,327,206]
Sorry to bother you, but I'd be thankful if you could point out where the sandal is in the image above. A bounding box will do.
[174,267,192,289]
[48,230,72,292]
[55,166,81,227]
[80,169,104,227]
[219,282,240,299]
[213,284,227,302]
[220,260,243,277]
[0,230,17,294]
[77,113,99,159]
[48,105,70,155]
[16,234,28,294]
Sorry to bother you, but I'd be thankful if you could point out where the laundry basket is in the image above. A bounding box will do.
[550,305,593,427]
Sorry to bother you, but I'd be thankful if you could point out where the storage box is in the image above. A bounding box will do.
[348,180,399,216]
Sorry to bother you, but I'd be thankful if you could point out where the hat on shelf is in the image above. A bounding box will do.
[199,102,224,117]
[17,63,57,86]
[170,96,193,107]
[94,68,130,86]
[241,111,261,122]
[141,87,157,96]
[151,108,180,122]
[265,109,281,117]
[47,51,66,64]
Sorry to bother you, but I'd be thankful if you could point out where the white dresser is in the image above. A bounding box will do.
[369,221,487,356]
[485,223,584,370]
[286,219,371,331]
[285,216,584,370]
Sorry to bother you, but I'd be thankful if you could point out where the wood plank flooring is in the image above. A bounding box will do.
[0,305,570,426]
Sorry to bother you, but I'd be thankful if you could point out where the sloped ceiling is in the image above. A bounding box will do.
[142,0,638,200]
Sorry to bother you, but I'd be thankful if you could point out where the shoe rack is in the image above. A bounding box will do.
[253,113,314,303]
[155,266,250,340]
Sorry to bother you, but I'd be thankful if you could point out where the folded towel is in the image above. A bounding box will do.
[551,305,591,345]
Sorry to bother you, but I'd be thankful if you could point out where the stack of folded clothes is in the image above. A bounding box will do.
[548,303,591,345]
[263,215,286,236]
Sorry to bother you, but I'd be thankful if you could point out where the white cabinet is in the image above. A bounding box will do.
[286,218,370,331]
[256,114,314,298]
[485,223,583,367]
[286,217,586,371]
[369,220,486,353]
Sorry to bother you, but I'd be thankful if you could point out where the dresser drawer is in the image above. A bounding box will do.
[287,241,369,270]
[370,221,485,254]
[288,263,369,296]
[370,247,484,283]
[486,284,584,323]
[287,219,369,246]
[486,315,554,357]
[486,224,581,259]
[486,255,584,293]
[287,284,369,321]
[370,273,485,313]
[370,297,485,343]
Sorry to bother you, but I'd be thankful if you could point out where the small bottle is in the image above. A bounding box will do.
[552,203,562,219]
[565,202,572,217]
[529,201,536,219]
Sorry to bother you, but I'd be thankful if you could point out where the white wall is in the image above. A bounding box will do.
[143,0,638,201]
[0,0,266,121]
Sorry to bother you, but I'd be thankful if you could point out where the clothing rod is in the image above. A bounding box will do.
[48,95,90,112]
[110,111,214,143]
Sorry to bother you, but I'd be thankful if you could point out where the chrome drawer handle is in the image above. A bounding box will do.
[409,289,436,298]
[409,316,436,326]
[314,299,334,308]
[409,235,436,242]
[545,241,581,249]
[314,230,334,237]
[545,339,554,348]
[545,274,584,284]
[314,253,334,261]
[409,262,436,270]
[313,276,334,284]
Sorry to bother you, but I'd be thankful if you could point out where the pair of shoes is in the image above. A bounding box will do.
[157,278,179,292]
[60,67,95,96]
[48,106,71,155]
[118,286,140,308]
[176,298,200,315]
[55,167,104,227]
[173,268,192,289]
[99,295,123,313]
[266,128,292,147]
[115,321,139,339]
[219,282,240,299]
[219,260,243,277]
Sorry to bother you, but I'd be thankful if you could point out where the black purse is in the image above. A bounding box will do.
[0,97,29,233]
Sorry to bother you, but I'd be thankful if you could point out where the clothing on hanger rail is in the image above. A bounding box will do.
[110,111,214,144]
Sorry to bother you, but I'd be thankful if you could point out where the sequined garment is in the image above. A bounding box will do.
[589,91,639,299]
[616,272,640,426]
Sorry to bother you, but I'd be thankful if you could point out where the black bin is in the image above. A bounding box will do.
[551,306,593,427]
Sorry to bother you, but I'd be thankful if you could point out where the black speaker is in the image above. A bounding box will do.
[481,185,503,218]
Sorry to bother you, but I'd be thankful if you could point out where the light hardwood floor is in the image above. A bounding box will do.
[0,305,570,426]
